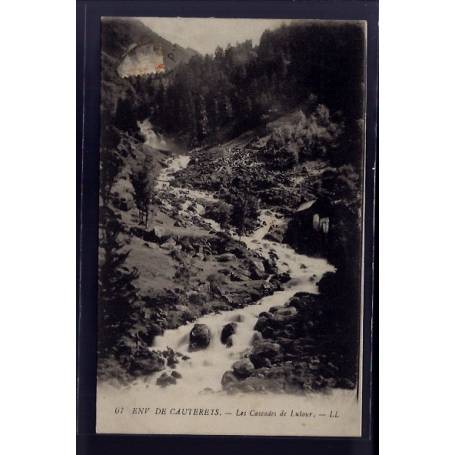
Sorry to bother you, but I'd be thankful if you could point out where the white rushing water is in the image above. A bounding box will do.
[156,154,222,232]
[151,249,334,396]
[139,119,170,150]
[97,134,360,438]
[144,154,335,395]
[155,155,191,190]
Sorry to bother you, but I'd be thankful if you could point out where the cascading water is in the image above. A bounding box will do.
[139,119,170,150]
[145,154,335,395]
[97,150,359,437]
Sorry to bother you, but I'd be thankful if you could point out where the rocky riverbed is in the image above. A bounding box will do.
[98,120,359,396]
[99,137,363,395]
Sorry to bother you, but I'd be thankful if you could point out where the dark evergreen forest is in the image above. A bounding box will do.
[114,22,365,166]
[97,20,366,391]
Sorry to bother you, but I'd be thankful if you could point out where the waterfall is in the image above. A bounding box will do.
[97,154,358,438]
[142,154,335,395]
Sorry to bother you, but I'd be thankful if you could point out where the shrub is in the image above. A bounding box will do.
[204,201,233,227]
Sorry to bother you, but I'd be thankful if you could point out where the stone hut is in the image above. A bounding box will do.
[285,198,335,257]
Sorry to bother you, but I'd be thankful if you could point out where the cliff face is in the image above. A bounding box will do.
[117,43,165,77]
[100,18,198,117]
[102,17,197,76]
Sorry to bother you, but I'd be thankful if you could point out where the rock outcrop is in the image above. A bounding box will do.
[220,322,237,345]
[222,290,358,394]
[189,324,211,351]
[232,359,255,379]
[249,341,282,368]
[156,372,177,387]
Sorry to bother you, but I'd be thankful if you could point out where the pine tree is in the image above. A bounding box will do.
[212,98,220,131]
[231,195,259,235]
[98,207,139,356]
[114,97,137,132]
[185,92,198,145]
[197,94,209,140]
[131,161,153,228]
[214,46,224,63]
[224,95,233,121]
[99,127,122,201]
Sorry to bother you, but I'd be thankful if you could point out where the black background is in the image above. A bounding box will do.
[76,1,378,454]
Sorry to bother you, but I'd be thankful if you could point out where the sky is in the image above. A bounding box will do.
[138,17,293,55]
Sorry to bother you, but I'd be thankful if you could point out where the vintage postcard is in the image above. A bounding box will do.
[96,16,367,436]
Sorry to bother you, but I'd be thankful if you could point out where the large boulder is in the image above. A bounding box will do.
[264,231,283,243]
[179,237,195,253]
[221,371,238,388]
[251,331,263,346]
[276,272,291,284]
[162,347,179,368]
[156,372,177,387]
[161,238,177,250]
[254,312,273,332]
[254,306,298,337]
[228,245,248,259]
[136,323,164,345]
[225,336,233,348]
[230,271,250,282]
[217,253,237,262]
[189,324,211,351]
[188,293,207,307]
[128,349,165,376]
[152,226,167,240]
[263,258,278,275]
[232,359,255,379]
[249,341,281,368]
[273,306,298,322]
[249,258,267,279]
[264,222,287,243]
[276,307,298,317]
[221,322,237,345]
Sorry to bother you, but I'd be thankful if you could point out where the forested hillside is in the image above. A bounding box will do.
[101,18,197,122]
[120,21,364,167]
[97,19,366,395]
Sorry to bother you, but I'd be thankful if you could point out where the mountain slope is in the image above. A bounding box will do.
[102,17,197,66]
[101,18,197,117]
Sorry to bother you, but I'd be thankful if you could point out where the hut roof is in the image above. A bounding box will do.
[296,198,334,217]
[296,199,316,212]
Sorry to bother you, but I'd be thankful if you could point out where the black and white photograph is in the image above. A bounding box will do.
[96,16,366,436]
[6,0,455,454]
